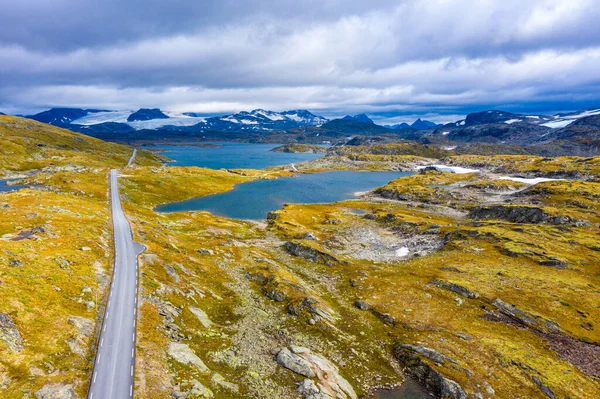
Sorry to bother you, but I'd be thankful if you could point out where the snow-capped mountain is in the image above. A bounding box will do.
[540,108,600,129]
[28,108,328,133]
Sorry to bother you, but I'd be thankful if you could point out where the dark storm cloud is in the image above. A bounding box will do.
[1,0,600,119]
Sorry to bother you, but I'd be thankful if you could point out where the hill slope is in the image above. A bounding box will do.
[0,115,162,176]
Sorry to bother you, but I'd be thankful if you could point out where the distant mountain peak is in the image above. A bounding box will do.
[127,108,169,122]
[342,114,374,124]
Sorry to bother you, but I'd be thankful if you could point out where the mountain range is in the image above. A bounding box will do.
[18,106,600,155]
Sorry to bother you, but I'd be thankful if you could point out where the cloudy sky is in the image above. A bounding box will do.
[2,0,600,124]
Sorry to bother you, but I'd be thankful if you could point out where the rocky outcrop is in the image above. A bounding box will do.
[0,312,23,352]
[276,346,357,399]
[168,343,210,374]
[430,280,480,299]
[35,384,77,399]
[68,316,94,337]
[396,344,457,365]
[284,242,342,265]
[394,345,466,399]
[493,299,562,334]
[468,205,590,226]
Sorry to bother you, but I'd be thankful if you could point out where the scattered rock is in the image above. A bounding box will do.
[35,384,77,399]
[168,342,210,373]
[0,312,23,352]
[80,246,92,251]
[9,259,23,267]
[197,248,214,256]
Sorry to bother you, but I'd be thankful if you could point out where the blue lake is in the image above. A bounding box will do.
[0,180,23,193]
[148,142,323,170]
[156,171,412,220]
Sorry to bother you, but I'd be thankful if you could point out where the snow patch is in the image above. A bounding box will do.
[395,247,409,257]
[504,119,521,124]
[441,131,450,135]
[497,176,562,185]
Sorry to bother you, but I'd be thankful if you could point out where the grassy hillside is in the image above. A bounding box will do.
[0,115,163,176]
[0,116,163,398]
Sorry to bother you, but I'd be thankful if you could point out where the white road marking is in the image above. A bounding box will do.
[108,300,111,308]
[93,372,97,383]
[97,353,101,363]
[131,365,134,376]
[130,385,133,397]
[103,324,106,332]
[100,338,104,347]
[132,333,135,342]
[132,348,134,358]
[106,311,109,318]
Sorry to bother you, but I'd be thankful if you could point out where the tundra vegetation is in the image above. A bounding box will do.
[0,115,598,399]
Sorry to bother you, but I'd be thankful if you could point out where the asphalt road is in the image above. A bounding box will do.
[88,167,143,399]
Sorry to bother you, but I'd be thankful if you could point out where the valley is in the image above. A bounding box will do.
[0,115,599,399]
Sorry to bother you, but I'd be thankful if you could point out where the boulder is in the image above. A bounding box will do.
[276,347,357,399]
[276,347,316,377]
[168,343,210,373]
[68,316,94,337]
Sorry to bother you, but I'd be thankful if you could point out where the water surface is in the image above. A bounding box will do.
[157,171,412,220]
[148,142,323,170]
[0,180,23,193]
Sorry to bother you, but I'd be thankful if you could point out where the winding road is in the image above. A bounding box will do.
[88,152,143,399]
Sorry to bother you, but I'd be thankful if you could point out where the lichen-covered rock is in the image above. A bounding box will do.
[493,299,562,334]
[468,205,589,226]
[168,342,210,373]
[396,344,456,365]
[189,307,213,329]
[68,316,94,337]
[276,347,316,377]
[284,241,341,265]
[35,384,77,399]
[276,347,357,399]
[430,280,480,299]
[395,345,466,399]
[0,312,23,352]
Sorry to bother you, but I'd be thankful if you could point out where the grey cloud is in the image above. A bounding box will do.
[1,0,600,116]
